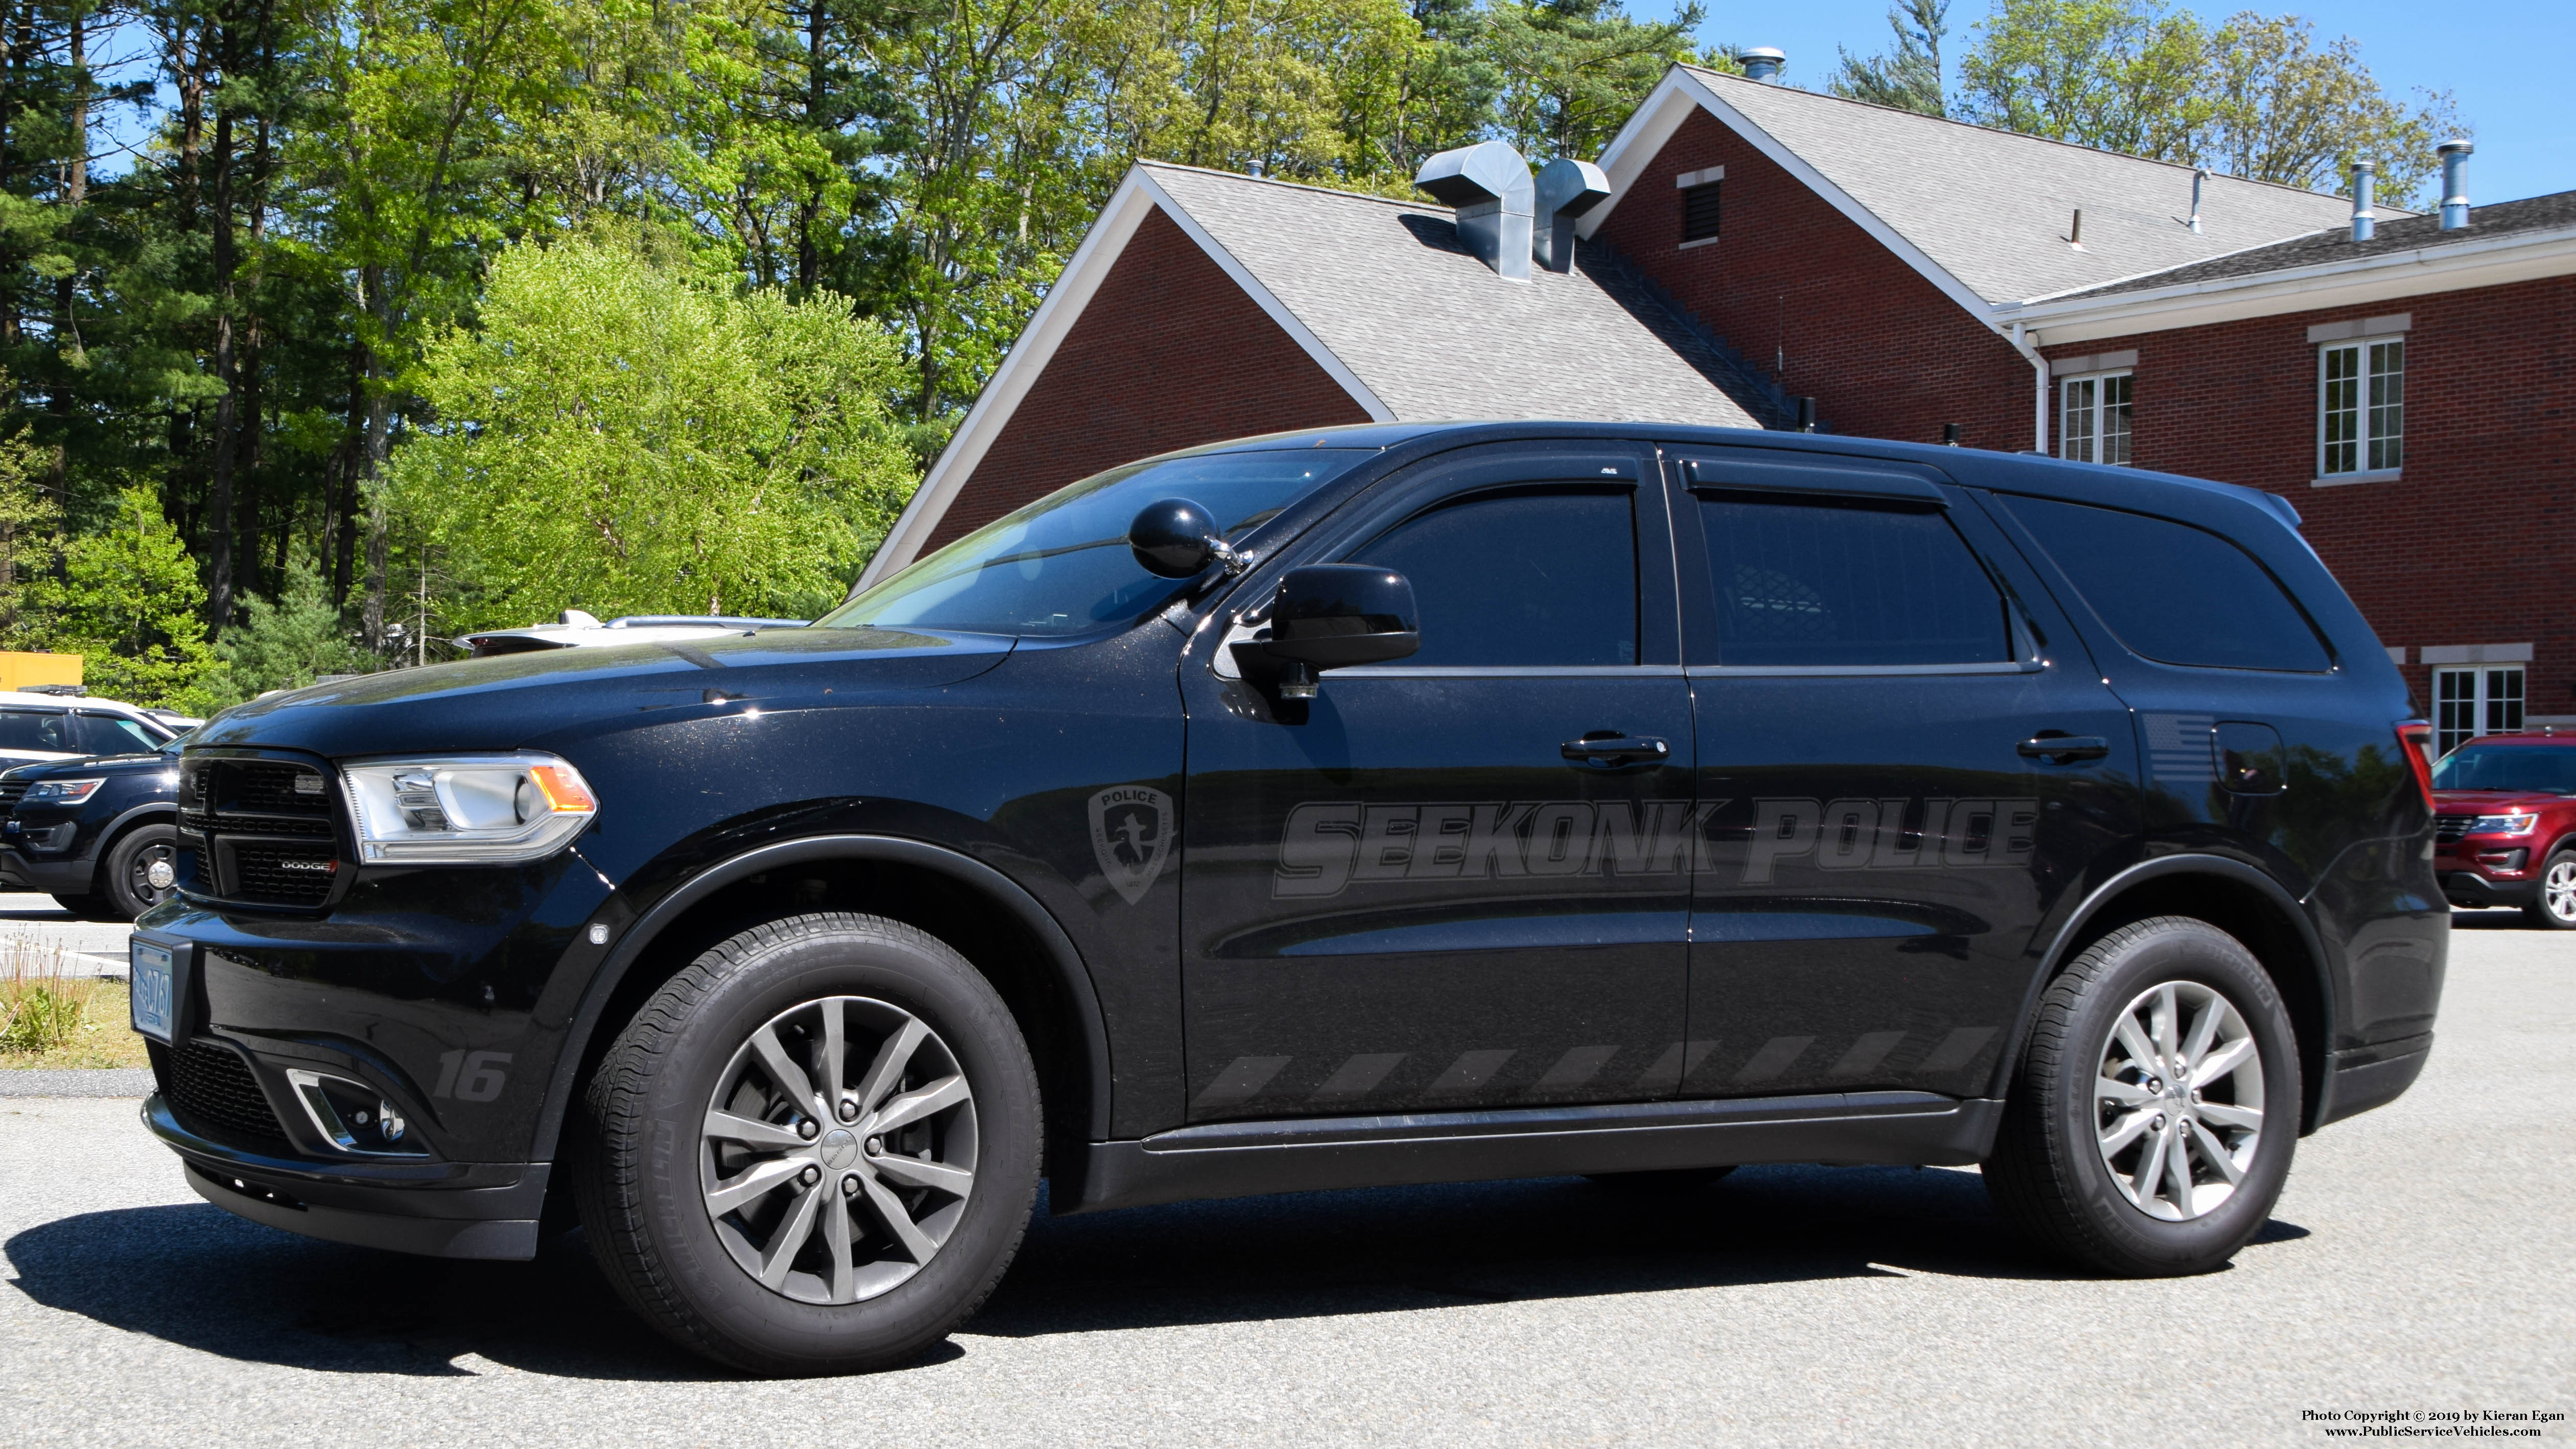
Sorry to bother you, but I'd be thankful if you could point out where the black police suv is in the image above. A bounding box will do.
[131,422,2445,1375]
[1,728,186,919]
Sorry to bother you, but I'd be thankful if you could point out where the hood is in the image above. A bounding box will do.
[2433,789,2571,810]
[2,751,174,780]
[192,625,1015,760]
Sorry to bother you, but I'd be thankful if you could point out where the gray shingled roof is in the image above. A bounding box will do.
[1680,66,2367,306]
[2045,189,2576,300]
[1142,162,1762,429]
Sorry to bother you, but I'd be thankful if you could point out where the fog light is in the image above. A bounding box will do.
[285,1068,427,1156]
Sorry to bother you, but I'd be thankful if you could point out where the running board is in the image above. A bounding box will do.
[1061,1091,2003,1214]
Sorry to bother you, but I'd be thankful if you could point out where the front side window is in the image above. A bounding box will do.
[2001,495,2331,672]
[2321,338,2403,476]
[2059,371,2132,465]
[1346,487,1638,668]
[2434,666,2524,757]
[1694,495,2010,667]
[825,448,1373,638]
[2431,741,2576,794]
[78,711,165,754]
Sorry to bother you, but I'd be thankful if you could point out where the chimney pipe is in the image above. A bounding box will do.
[2438,140,2473,230]
[2189,168,2207,233]
[1415,141,1535,281]
[1533,157,1611,272]
[1741,47,1785,81]
[2350,160,2376,242]
[1794,396,1817,433]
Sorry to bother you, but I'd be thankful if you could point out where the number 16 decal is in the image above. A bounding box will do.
[433,1049,512,1102]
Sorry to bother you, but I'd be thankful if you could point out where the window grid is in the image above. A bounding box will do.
[2321,338,2403,477]
[2060,372,2132,465]
[2433,666,2524,756]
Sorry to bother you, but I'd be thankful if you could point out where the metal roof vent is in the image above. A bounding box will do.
[2349,159,2376,242]
[1742,47,1786,81]
[1417,141,1535,282]
[1533,158,1611,272]
[2438,140,2473,230]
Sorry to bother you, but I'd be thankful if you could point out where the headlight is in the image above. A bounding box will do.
[21,778,103,805]
[2467,812,2539,835]
[340,753,597,864]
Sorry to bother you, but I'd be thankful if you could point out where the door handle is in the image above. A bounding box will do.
[2019,733,2109,763]
[1562,733,1671,767]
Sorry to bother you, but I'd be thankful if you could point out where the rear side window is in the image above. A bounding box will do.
[2001,496,2330,672]
[1694,495,2011,667]
[1347,487,1638,667]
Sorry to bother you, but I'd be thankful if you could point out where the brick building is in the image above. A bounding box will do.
[867,64,2576,745]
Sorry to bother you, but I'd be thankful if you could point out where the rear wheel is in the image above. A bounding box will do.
[2522,850,2576,929]
[1984,917,2300,1277]
[573,913,1041,1375]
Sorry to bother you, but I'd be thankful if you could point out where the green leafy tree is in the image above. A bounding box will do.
[2198,12,2462,205]
[199,546,376,704]
[1483,0,1702,162]
[1957,0,2211,163]
[19,486,218,706]
[392,235,918,629]
[1833,0,1950,117]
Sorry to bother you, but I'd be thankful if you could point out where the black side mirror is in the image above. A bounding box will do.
[1258,565,1418,697]
[1129,498,1245,579]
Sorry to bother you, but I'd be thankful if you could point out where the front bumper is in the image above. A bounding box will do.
[0,844,96,894]
[2436,867,2538,908]
[144,1093,548,1259]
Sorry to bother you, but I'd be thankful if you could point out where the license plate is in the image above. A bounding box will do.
[130,942,174,1043]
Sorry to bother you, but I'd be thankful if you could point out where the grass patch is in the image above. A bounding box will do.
[0,939,149,1071]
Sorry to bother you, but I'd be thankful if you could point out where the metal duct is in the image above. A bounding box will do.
[2350,160,2376,242]
[2439,140,2473,230]
[1742,47,1785,81]
[1533,157,1611,272]
[1416,141,1535,281]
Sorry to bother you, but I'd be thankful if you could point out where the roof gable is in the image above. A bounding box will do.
[1590,66,2363,311]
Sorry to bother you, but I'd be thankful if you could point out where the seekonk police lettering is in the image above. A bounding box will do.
[1273,796,2042,897]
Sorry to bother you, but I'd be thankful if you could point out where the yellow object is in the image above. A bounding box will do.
[0,651,81,693]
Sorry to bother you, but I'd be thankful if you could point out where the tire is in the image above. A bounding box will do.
[1583,1165,1737,1189]
[100,824,181,921]
[1983,916,2300,1277]
[572,913,1042,1375]
[48,893,105,918]
[2522,850,2576,929]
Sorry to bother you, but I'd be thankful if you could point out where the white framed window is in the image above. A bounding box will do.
[2059,371,2132,465]
[2434,665,2523,756]
[2319,336,2403,478]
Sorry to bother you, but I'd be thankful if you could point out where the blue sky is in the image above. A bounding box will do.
[1638,0,2576,203]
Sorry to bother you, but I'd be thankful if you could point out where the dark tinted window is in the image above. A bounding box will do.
[2002,495,2329,672]
[0,708,71,753]
[77,712,164,753]
[1695,496,2010,667]
[2431,745,2576,794]
[1348,487,1637,667]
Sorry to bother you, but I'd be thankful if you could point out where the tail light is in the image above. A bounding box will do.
[2396,722,2436,812]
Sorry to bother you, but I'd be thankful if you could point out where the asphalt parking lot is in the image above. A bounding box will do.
[2,914,2567,1448]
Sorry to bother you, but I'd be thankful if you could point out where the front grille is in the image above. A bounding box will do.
[230,842,341,903]
[180,755,346,907]
[2435,814,2474,846]
[0,779,28,823]
[155,1038,292,1152]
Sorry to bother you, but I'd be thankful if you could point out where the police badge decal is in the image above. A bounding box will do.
[1088,785,1174,904]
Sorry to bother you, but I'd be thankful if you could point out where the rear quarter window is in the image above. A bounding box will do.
[1999,495,2332,673]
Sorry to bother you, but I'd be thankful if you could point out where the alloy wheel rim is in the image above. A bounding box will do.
[699,995,978,1304]
[2546,861,2576,921]
[2093,980,2264,1223]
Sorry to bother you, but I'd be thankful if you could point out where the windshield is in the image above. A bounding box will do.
[821,449,1375,637]
[2432,744,2576,794]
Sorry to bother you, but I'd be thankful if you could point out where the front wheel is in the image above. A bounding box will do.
[101,824,181,921]
[1984,917,2300,1277]
[572,914,1042,1375]
[2522,850,2576,929]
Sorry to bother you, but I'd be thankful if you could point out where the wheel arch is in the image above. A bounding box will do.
[85,803,179,894]
[1991,855,2337,1135]
[527,835,1114,1173]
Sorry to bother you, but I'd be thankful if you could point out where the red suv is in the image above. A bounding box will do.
[2431,730,2576,927]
